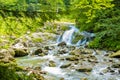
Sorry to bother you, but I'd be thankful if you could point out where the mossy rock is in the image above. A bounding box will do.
[66,56,79,61]
[0,49,15,63]
[60,63,71,68]
[69,49,81,56]
[49,60,56,67]
[14,48,28,57]
[32,37,43,43]
[34,48,43,55]
[111,63,120,68]
[76,67,92,72]
[109,50,120,58]
[72,33,84,44]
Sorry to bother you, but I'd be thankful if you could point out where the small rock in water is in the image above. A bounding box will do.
[14,48,28,57]
[48,60,56,67]
[109,50,120,58]
[66,56,79,61]
[58,48,68,54]
[34,48,43,55]
[60,78,64,80]
[76,67,92,72]
[81,77,88,80]
[58,42,66,47]
[111,63,120,68]
[60,63,71,68]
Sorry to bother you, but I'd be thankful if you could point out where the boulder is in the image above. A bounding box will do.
[81,78,88,80]
[34,48,43,55]
[48,60,56,67]
[76,67,92,72]
[58,48,68,54]
[0,49,15,63]
[69,49,81,56]
[111,63,120,68]
[109,50,120,58]
[66,56,79,61]
[58,42,66,47]
[60,63,71,68]
[14,48,28,57]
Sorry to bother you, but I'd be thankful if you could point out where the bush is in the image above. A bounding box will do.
[88,8,120,51]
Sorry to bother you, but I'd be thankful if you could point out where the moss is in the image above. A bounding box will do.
[60,25,69,31]
[32,37,43,43]
[72,33,84,44]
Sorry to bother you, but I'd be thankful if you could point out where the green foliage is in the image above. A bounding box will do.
[71,0,113,31]
[71,0,120,51]
[0,62,18,80]
[0,62,36,80]
[88,8,120,51]
[0,16,42,36]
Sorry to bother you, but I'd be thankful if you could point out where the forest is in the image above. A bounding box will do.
[0,0,120,80]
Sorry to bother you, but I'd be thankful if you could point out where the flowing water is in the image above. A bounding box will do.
[16,24,120,80]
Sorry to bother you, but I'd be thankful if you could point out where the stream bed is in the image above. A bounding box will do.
[16,23,120,80]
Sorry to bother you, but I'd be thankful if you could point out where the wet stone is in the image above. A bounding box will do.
[60,63,71,68]
[76,67,92,72]
[38,53,47,56]
[109,50,120,58]
[81,77,88,80]
[14,48,28,57]
[0,55,4,59]
[111,63,120,68]
[58,49,68,54]
[44,45,54,50]
[102,68,109,73]
[60,78,64,80]
[66,56,79,61]
[48,60,56,67]
[34,48,43,55]
[58,42,66,47]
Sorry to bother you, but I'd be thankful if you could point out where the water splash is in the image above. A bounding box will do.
[57,25,95,46]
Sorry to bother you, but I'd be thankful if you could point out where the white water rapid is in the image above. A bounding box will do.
[57,25,95,46]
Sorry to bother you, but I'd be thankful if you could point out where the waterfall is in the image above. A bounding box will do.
[57,25,95,46]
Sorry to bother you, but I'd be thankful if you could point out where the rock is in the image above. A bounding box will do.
[109,50,120,58]
[111,63,120,68]
[14,48,28,57]
[60,78,64,80]
[60,63,71,68]
[34,66,42,70]
[8,48,15,57]
[69,49,81,56]
[12,39,27,48]
[38,53,46,56]
[49,60,56,67]
[81,77,88,80]
[0,49,15,63]
[80,48,93,54]
[44,45,54,50]
[67,46,76,51]
[58,42,66,47]
[58,48,68,54]
[76,67,92,72]
[34,48,43,55]
[102,68,109,73]
[66,56,79,61]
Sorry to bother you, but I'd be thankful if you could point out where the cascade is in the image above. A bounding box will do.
[57,25,95,46]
